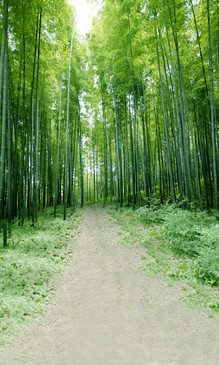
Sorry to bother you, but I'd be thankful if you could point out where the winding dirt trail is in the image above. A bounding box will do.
[0,205,219,365]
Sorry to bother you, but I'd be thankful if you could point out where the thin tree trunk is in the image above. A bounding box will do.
[35,9,42,222]
[0,36,8,221]
[54,61,62,217]
[7,44,11,235]
[156,30,175,202]
[64,19,75,220]
[207,0,218,209]
[79,109,84,208]
[0,0,8,119]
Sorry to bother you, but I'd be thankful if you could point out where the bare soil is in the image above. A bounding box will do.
[0,205,218,365]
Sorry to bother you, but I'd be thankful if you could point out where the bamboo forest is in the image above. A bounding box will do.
[0,0,219,225]
[0,0,219,361]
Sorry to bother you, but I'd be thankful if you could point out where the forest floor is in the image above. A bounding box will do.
[0,205,218,365]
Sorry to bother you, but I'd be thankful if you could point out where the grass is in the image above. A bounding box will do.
[108,200,219,315]
[0,206,82,346]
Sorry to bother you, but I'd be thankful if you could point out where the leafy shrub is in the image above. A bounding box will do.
[136,204,219,287]
[161,210,202,256]
[193,246,219,286]
[137,197,168,224]
[137,206,165,224]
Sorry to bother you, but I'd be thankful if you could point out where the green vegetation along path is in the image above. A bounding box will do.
[0,206,218,365]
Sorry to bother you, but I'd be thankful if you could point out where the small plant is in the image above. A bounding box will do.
[110,205,219,312]
[0,206,82,345]
[137,197,168,224]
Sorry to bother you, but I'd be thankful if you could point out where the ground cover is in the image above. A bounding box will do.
[1,205,218,365]
[109,201,219,314]
[0,207,82,345]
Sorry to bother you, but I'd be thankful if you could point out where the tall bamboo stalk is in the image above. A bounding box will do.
[64,19,75,220]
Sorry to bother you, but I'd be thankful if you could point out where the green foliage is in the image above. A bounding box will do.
[0,207,82,345]
[160,209,218,286]
[109,205,219,313]
[137,197,166,223]
[193,246,219,286]
[138,205,219,287]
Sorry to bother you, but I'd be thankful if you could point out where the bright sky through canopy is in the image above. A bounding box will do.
[68,0,101,35]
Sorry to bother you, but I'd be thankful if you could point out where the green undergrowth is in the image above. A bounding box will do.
[109,201,219,315]
[0,206,82,346]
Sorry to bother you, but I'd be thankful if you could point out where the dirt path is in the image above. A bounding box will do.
[0,206,218,365]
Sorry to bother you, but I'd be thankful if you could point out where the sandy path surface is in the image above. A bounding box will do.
[0,205,218,365]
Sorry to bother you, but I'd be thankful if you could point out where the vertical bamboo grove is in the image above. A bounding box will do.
[0,0,87,243]
[84,0,218,211]
[0,0,218,247]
